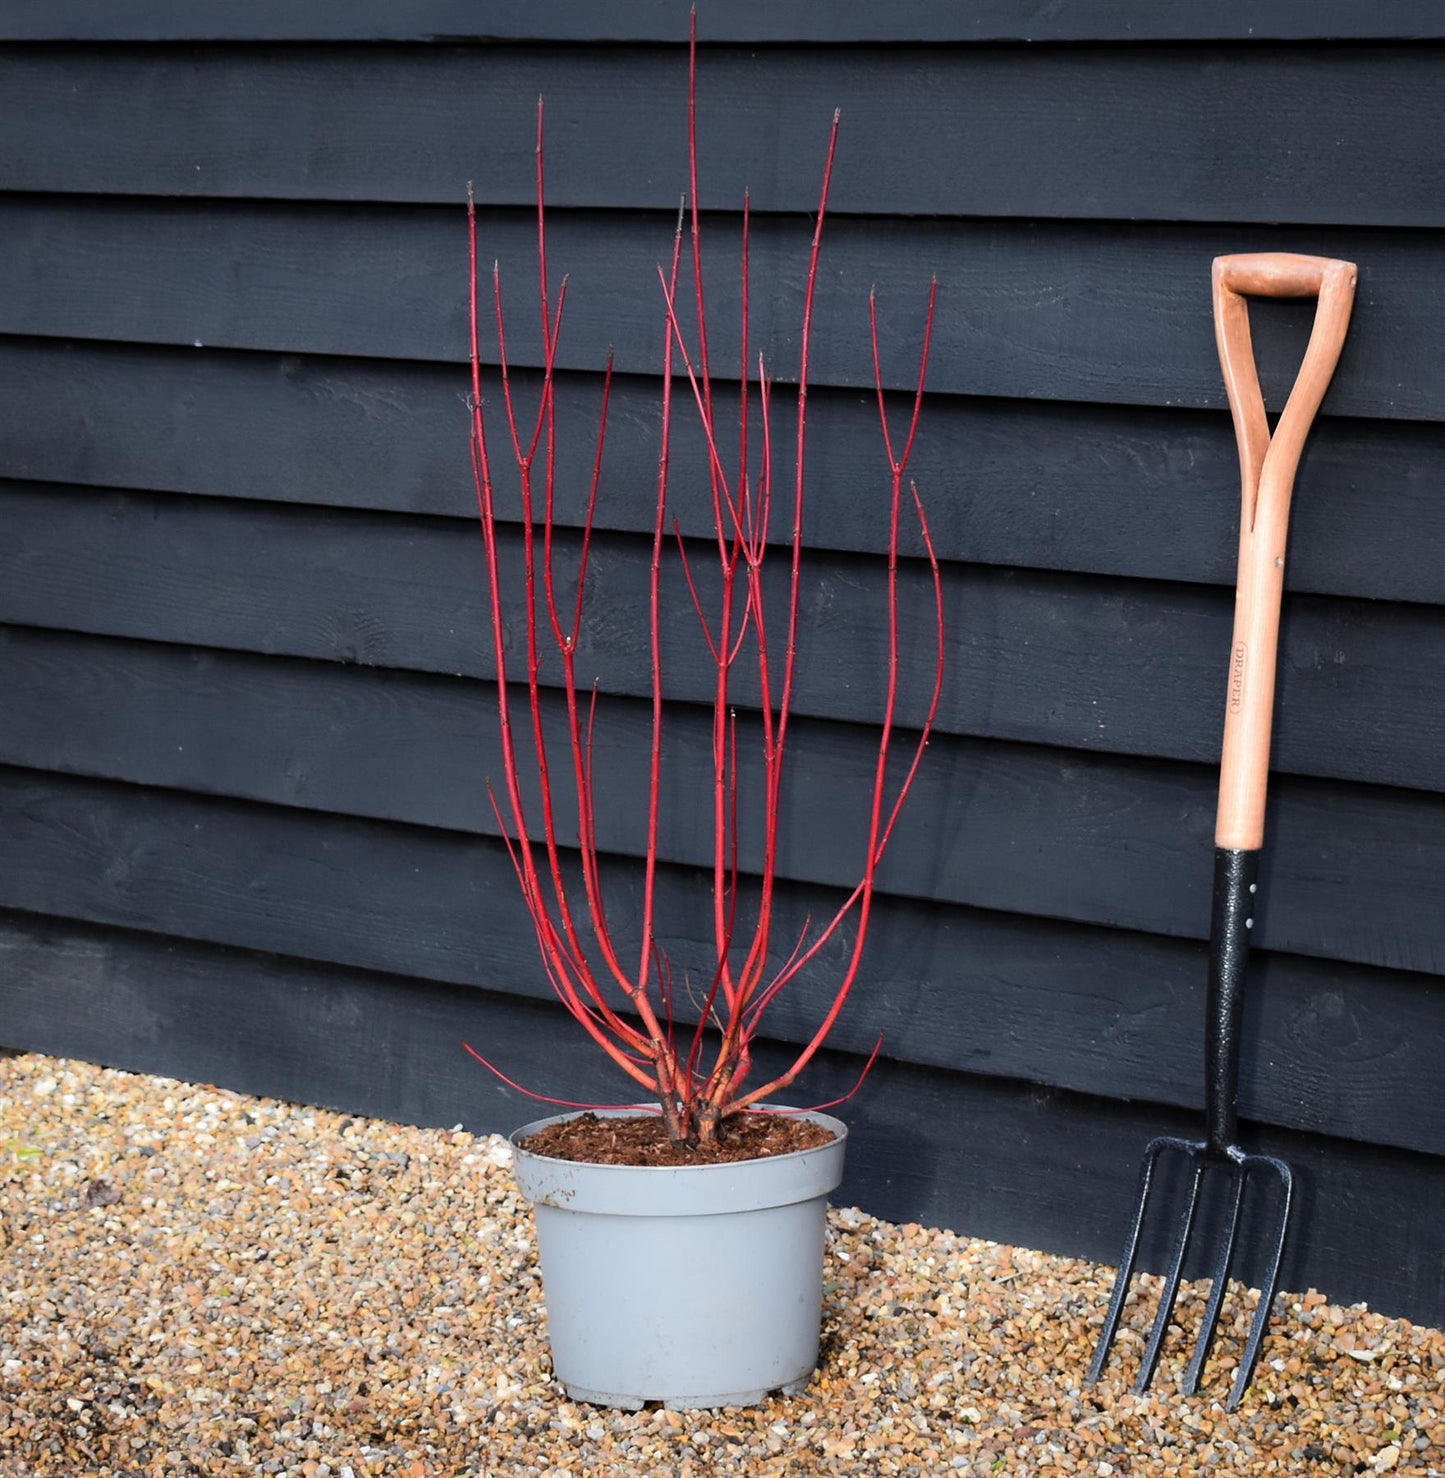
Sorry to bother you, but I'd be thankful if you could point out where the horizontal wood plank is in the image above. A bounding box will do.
[4,488,1443,793]
[5,343,1444,603]
[0,199,1438,420]
[1,775,1443,1162]
[1,633,1442,975]
[0,1,1439,44]
[3,906,1444,1326]
[3,45,1442,227]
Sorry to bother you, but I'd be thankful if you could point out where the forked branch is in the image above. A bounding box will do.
[466,14,944,1146]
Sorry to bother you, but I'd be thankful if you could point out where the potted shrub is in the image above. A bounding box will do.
[462,17,942,1409]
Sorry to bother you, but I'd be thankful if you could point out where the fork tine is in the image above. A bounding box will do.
[1181,1160,1246,1396]
[1132,1155,1207,1394]
[1086,1136,1174,1387]
[1087,1137,1292,1404]
[1225,1155,1294,1411]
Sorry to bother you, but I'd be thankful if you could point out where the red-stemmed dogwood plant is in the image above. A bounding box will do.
[464,20,943,1149]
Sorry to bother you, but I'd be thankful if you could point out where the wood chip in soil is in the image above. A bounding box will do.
[2,1052,1442,1476]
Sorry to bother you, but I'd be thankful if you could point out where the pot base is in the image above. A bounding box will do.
[560,1373,812,1412]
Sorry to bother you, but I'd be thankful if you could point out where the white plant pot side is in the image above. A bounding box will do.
[510,1108,848,1410]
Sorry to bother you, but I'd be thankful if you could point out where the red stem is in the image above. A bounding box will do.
[725,279,941,1117]
[462,1042,654,1111]
[699,107,839,1114]
[464,35,943,1144]
[639,214,686,993]
[469,175,679,1124]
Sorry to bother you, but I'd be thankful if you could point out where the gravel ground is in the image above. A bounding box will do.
[1,1053,1442,1477]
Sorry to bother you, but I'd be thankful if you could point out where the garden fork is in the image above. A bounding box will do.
[1086,252,1357,1410]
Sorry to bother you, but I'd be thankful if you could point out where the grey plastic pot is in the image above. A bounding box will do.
[509,1107,847,1410]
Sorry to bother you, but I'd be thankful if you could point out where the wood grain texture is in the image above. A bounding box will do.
[2,45,1442,226]
[0,1,1438,43]
[0,198,1440,420]
[4,487,1443,793]
[5,342,1443,604]
[3,907,1444,1327]
[0,777,1443,1162]
[1212,253,1357,850]
[1,632,1442,976]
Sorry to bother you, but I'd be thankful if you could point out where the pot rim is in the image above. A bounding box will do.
[509,1103,848,1173]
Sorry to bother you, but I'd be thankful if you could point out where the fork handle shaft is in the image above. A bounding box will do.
[1206,846,1258,1152]
[1212,254,1355,851]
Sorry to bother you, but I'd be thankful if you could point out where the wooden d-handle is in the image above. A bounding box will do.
[1215,251,1355,300]
[1211,253,1357,850]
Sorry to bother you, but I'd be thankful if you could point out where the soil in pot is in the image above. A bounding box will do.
[520,1109,834,1167]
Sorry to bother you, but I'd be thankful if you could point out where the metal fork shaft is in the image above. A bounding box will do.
[1206,847,1259,1153]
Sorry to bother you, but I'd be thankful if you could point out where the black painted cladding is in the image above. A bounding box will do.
[4,197,1444,420]
[1,5,1443,1322]
[8,485,1445,795]
[0,1,1441,43]
[3,44,1444,226]
[6,341,1445,603]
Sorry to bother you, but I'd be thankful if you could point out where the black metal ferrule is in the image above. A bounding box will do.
[1204,846,1260,1154]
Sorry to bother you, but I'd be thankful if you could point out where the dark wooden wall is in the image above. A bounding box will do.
[3,2,1445,1325]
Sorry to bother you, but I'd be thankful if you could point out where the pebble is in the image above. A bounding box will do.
[2,1052,1443,1476]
